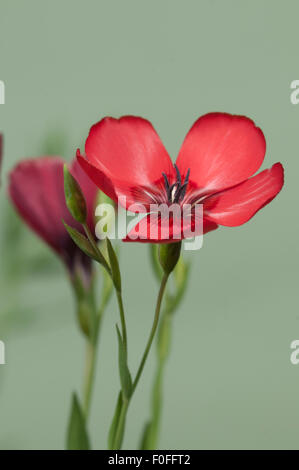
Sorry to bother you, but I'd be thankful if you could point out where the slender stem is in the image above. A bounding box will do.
[146,360,164,449]
[116,290,128,355]
[82,301,105,419]
[83,224,128,354]
[83,223,111,275]
[112,272,169,449]
[132,273,169,393]
[112,398,129,450]
[83,340,97,419]
[143,309,171,449]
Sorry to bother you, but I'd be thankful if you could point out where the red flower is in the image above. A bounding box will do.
[77,113,284,242]
[9,156,98,275]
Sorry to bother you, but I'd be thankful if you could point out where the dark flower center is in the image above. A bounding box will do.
[162,164,190,204]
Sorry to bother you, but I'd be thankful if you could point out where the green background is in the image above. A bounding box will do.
[0,0,298,449]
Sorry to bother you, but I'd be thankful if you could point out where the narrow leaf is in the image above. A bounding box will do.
[139,421,151,450]
[63,221,98,261]
[116,325,132,400]
[66,393,90,450]
[106,238,121,292]
[108,391,123,450]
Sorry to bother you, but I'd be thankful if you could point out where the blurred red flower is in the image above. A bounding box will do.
[9,156,98,277]
[77,113,284,242]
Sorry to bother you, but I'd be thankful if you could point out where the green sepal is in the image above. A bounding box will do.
[158,241,182,274]
[64,165,87,224]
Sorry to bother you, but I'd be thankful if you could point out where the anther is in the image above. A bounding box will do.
[162,166,191,203]
[174,164,181,186]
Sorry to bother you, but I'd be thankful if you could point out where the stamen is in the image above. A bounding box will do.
[162,172,171,200]
[174,181,188,202]
[174,164,181,186]
[183,168,190,186]
[162,166,191,203]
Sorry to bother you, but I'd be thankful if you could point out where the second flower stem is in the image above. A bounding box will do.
[132,273,169,394]
[112,272,169,449]
[116,289,128,355]
[83,339,97,419]
[83,224,128,354]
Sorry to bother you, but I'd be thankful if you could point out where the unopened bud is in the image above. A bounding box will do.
[158,241,181,274]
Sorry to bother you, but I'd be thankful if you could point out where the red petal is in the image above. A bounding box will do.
[123,213,217,243]
[203,163,284,226]
[77,150,118,203]
[80,116,175,205]
[176,113,266,192]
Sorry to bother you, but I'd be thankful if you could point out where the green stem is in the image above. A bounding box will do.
[83,224,128,355]
[116,290,128,356]
[111,272,169,449]
[112,398,129,450]
[83,340,97,419]
[83,223,111,275]
[143,310,171,449]
[132,273,169,393]
[82,300,105,419]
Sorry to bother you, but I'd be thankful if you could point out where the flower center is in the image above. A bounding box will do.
[162,165,190,204]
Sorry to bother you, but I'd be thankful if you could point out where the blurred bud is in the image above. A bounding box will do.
[64,165,87,224]
[158,242,181,275]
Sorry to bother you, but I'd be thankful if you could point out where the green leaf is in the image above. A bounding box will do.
[139,421,151,450]
[116,325,132,400]
[66,393,90,450]
[106,238,121,292]
[64,164,87,224]
[108,391,123,450]
[63,221,98,261]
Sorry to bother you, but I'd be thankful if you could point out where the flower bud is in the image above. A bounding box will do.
[158,241,182,275]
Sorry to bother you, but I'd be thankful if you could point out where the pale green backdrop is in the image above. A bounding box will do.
[0,0,298,450]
